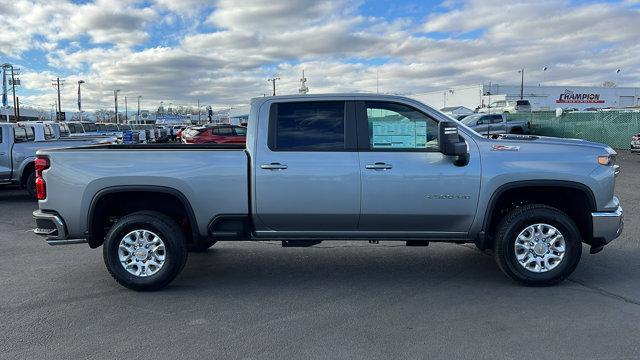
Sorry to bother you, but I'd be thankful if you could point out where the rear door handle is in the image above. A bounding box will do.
[261,163,288,170]
[365,162,393,170]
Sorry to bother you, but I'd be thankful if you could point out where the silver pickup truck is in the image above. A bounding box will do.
[33,94,623,291]
[0,123,113,198]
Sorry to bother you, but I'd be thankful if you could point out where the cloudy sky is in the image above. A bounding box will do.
[1,0,639,113]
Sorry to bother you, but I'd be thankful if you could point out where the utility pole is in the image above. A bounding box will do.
[124,96,128,123]
[77,80,85,122]
[16,97,20,121]
[519,68,524,100]
[51,77,64,122]
[137,96,142,123]
[268,77,280,96]
[10,65,19,121]
[197,99,200,123]
[113,89,120,124]
[1,64,9,122]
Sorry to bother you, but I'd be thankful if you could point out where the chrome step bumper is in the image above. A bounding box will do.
[33,210,87,246]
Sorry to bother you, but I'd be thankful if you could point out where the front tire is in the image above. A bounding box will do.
[103,212,188,291]
[494,204,582,286]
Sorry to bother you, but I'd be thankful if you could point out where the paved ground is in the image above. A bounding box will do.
[1,153,639,360]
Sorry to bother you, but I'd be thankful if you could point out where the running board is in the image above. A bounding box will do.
[282,240,322,247]
[47,239,88,246]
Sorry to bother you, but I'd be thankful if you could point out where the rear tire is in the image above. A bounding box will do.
[103,211,187,291]
[494,204,582,286]
[26,171,36,199]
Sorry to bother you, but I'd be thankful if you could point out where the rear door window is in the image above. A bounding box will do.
[490,115,504,124]
[271,101,345,151]
[234,127,246,136]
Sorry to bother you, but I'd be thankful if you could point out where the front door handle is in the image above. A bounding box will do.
[261,162,288,170]
[365,162,393,170]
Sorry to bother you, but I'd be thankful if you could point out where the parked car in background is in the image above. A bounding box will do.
[631,133,640,153]
[33,94,622,291]
[461,113,531,135]
[182,124,246,144]
[0,123,113,198]
[478,99,532,114]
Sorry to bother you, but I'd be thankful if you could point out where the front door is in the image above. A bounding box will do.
[253,100,360,235]
[356,101,481,236]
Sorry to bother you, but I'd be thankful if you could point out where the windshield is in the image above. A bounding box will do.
[460,114,482,125]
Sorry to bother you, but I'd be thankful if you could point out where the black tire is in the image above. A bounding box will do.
[26,171,37,199]
[509,127,524,134]
[187,238,218,252]
[103,211,188,291]
[494,204,582,286]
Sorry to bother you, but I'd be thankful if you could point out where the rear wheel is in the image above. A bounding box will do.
[494,204,582,286]
[103,211,187,291]
[26,171,36,199]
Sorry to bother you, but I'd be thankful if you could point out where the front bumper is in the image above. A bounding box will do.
[591,204,624,244]
[32,210,87,246]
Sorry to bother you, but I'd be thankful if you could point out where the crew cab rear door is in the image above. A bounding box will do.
[253,100,360,234]
[355,100,481,236]
[0,127,11,180]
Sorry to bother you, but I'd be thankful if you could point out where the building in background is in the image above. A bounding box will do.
[414,84,640,111]
[439,106,474,117]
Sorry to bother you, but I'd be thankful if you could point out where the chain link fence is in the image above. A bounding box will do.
[507,111,640,149]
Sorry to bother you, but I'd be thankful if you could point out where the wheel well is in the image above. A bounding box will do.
[88,190,197,248]
[509,127,524,134]
[485,185,594,247]
[20,162,35,187]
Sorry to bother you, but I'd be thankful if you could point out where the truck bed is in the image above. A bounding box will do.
[37,145,249,238]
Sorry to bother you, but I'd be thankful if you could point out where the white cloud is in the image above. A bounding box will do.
[3,0,639,112]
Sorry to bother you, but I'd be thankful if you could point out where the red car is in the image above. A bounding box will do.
[182,125,246,144]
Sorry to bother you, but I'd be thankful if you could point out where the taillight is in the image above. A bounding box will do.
[34,157,50,200]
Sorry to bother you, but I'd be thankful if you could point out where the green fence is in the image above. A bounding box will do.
[507,111,640,149]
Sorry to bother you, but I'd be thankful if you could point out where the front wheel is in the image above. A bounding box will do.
[494,204,582,286]
[103,211,188,291]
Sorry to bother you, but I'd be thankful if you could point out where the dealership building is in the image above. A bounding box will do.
[413,84,640,111]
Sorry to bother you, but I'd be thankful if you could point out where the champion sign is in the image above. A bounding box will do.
[556,89,605,104]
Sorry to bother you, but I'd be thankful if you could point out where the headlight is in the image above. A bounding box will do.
[598,154,616,166]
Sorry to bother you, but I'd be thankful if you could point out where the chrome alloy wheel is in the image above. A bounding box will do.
[118,229,166,277]
[514,223,566,273]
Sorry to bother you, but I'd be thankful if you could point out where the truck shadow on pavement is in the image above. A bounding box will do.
[170,243,518,293]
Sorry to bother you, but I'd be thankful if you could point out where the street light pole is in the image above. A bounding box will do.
[268,77,280,96]
[77,80,85,122]
[137,96,142,124]
[114,89,120,124]
[124,96,128,123]
[519,68,525,100]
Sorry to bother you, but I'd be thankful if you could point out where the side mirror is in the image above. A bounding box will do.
[476,120,484,125]
[438,121,469,166]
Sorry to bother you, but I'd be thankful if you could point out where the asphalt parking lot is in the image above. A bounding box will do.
[1,153,639,360]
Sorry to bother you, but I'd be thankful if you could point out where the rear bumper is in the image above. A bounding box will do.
[32,210,87,246]
[591,204,624,244]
